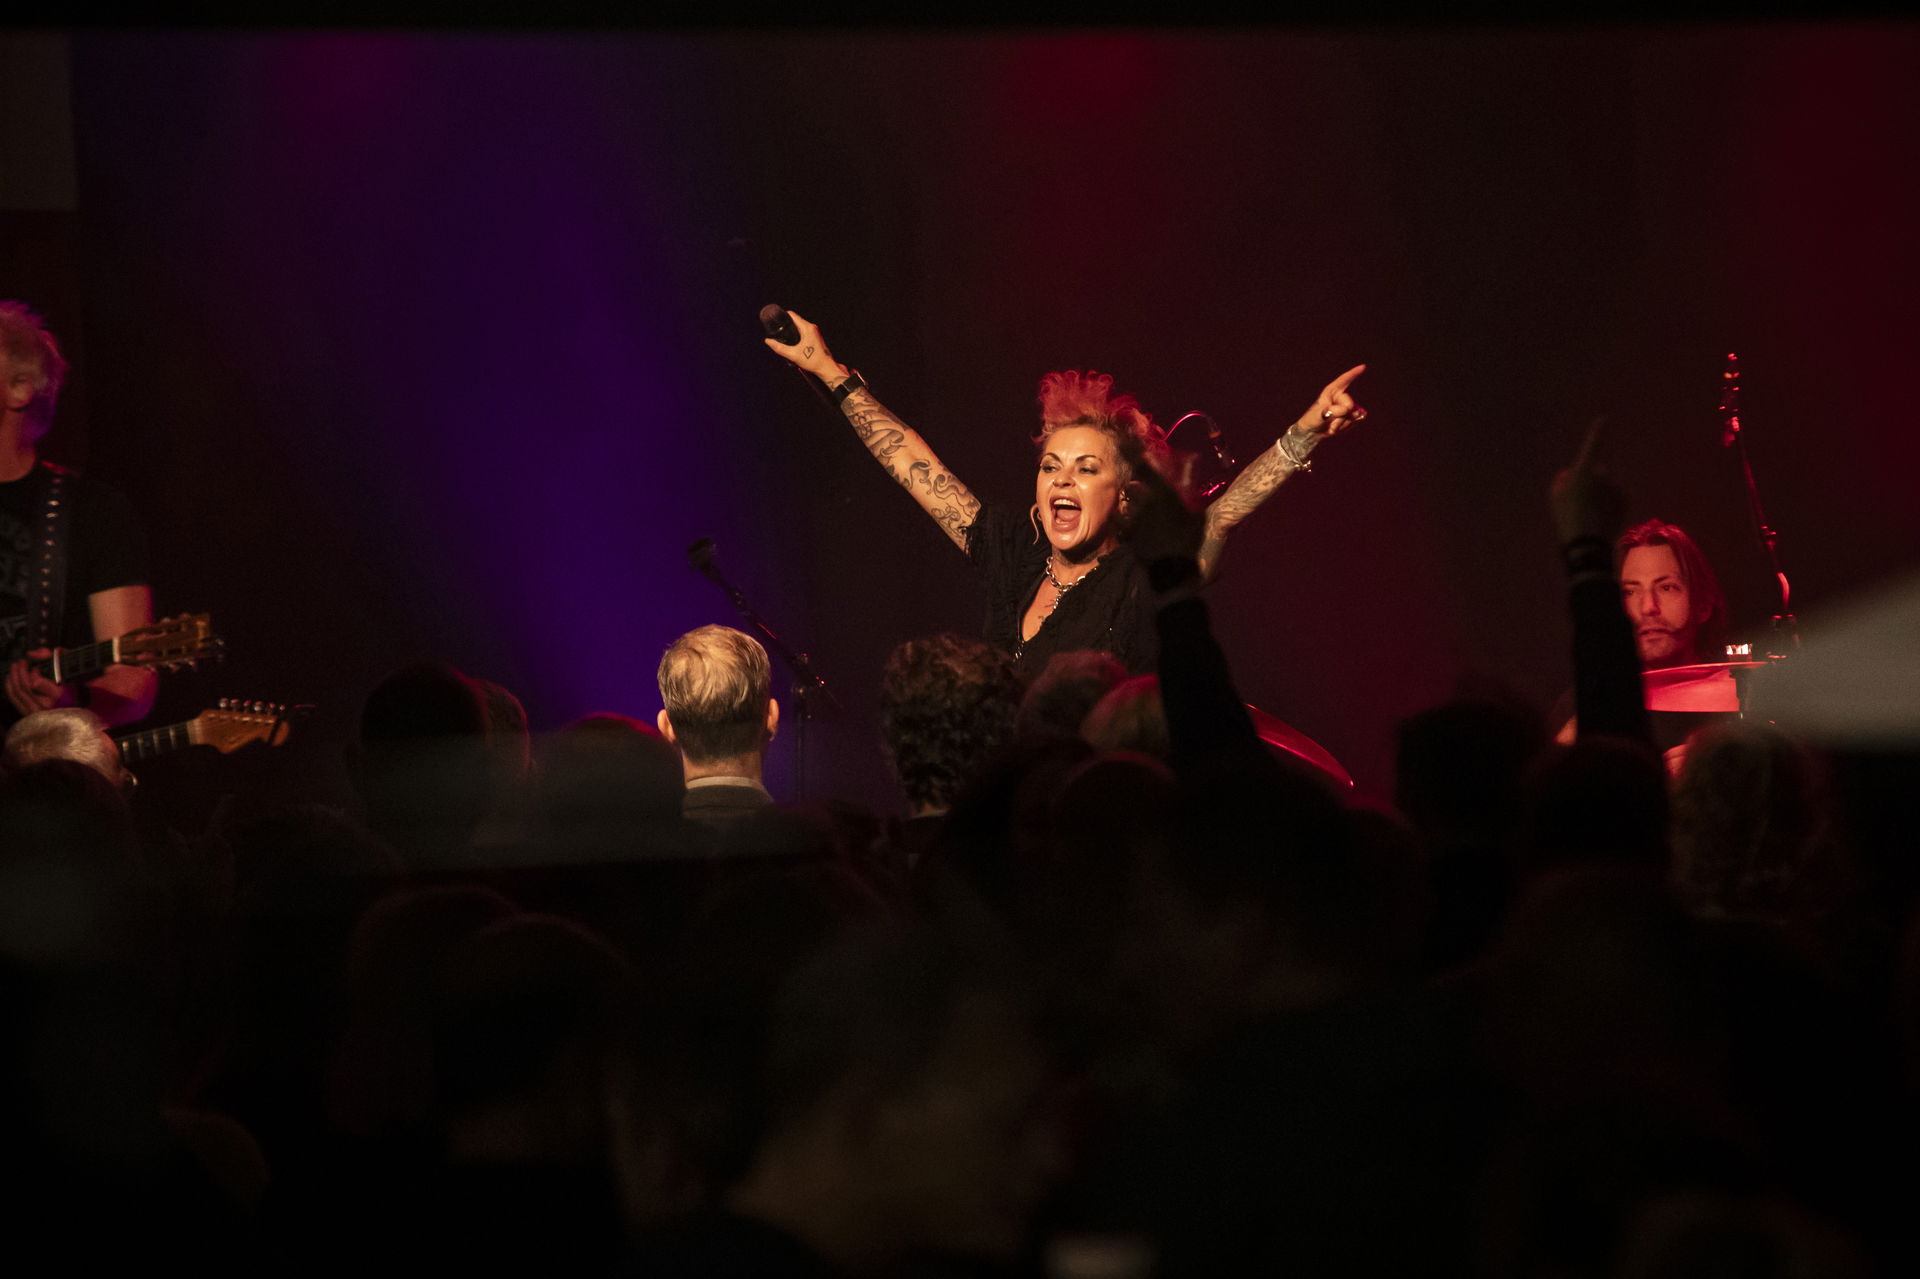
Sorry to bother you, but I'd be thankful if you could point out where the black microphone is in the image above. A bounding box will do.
[1204,419,1235,471]
[686,537,719,580]
[1171,411,1235,473]
[1718,351,1741,448]
[760,304,800,346]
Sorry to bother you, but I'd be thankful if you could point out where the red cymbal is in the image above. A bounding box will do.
[1642,659,1775,713]
[1641,660,1771,688]
[1245,704,1354,789]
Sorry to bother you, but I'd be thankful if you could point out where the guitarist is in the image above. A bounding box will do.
[0,301,156,727]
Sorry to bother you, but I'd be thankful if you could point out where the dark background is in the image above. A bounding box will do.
[4,22,1916,819]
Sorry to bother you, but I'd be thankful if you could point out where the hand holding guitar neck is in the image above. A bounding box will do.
[28,613,224,686]
[8,613,223,719]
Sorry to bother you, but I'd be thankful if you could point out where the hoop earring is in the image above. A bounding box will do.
[1028,503,1042,545]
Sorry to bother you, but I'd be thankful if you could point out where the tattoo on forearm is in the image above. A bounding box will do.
[842,390,979,546]
[1206,433,1314,530]
[1197,532,1227,581]
[847,400,909,468]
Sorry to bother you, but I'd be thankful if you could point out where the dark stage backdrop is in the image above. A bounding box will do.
[27,23,1920,819]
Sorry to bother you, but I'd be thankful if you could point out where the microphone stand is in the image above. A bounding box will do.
[1718,352,1797,659]
[1169,411,1236,501]
[686,538,832,798]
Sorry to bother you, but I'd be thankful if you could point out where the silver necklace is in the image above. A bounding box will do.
[1017,556,1099,660]
[1043,556,1095,610]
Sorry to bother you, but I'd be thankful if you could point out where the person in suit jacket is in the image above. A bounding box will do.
[656,624,777,827]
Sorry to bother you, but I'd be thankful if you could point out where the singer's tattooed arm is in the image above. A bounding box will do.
[841,387,981,550]
[1196,426,1322,579]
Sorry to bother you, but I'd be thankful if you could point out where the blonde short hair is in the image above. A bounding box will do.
[657,625,772,763]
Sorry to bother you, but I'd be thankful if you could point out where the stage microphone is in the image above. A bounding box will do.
[760,304,800,346]
[1718,351,1741,447]
[1171,411,1235,472]
[687,537,719,580]
[1205,418,1235,471]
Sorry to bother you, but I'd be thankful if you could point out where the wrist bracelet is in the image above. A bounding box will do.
[1561,536,1613,577]
[1278,432,1314,472]
[830,369,868,405]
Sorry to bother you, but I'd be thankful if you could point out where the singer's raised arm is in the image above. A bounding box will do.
[1196,364,1368,580]
[764,309,980,551]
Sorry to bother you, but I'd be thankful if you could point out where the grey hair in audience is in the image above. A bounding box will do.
[4,707,124,784]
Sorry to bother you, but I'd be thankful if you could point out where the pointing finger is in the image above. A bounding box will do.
[1573,415,1607,473]
[1324,363,1368,398]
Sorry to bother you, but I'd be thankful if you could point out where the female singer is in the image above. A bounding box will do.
[765,311,1366,678]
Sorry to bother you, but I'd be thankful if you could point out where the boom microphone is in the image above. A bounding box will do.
[760,304,800,346]
[1718,351,1741,448]
[686,537,719,581]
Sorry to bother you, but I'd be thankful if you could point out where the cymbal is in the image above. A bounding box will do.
[1641,659,1772,688]
[1642,660,1775,713]
[1245,704,1354,789]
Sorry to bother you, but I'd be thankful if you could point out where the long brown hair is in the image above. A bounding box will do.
[1617,519,1728,659]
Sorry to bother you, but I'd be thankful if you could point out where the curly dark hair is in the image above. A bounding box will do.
[880,635,1025,812]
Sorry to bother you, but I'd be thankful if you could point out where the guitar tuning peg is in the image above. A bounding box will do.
[219,697,231,710]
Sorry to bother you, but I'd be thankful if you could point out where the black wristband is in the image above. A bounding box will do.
[1561,535,1613,578]
[830,370,868,405]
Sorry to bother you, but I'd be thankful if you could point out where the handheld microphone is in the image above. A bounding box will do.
[760,304,800,346]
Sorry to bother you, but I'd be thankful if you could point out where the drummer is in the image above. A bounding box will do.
[1556,518,1735,766]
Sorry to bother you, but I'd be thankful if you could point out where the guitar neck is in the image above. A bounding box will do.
[116,718,198,766]
[32,638,118,685]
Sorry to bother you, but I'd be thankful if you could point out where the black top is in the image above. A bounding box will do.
[963,502,1156,681]
[0,462,149,660]
[682,781,775,828]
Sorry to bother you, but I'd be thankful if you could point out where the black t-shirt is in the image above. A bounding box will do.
[0,463,149,662]
[963,501,1156,681]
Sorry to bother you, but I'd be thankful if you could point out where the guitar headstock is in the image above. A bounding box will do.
[196,698,312,753]
[118,613,223,671]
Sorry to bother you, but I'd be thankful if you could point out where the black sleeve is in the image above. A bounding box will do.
[61,478,150,647]
[1563,537,1651,746]
[1150,559,1266,779]
[964,502,1030,647]
[963,501,1013,568]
